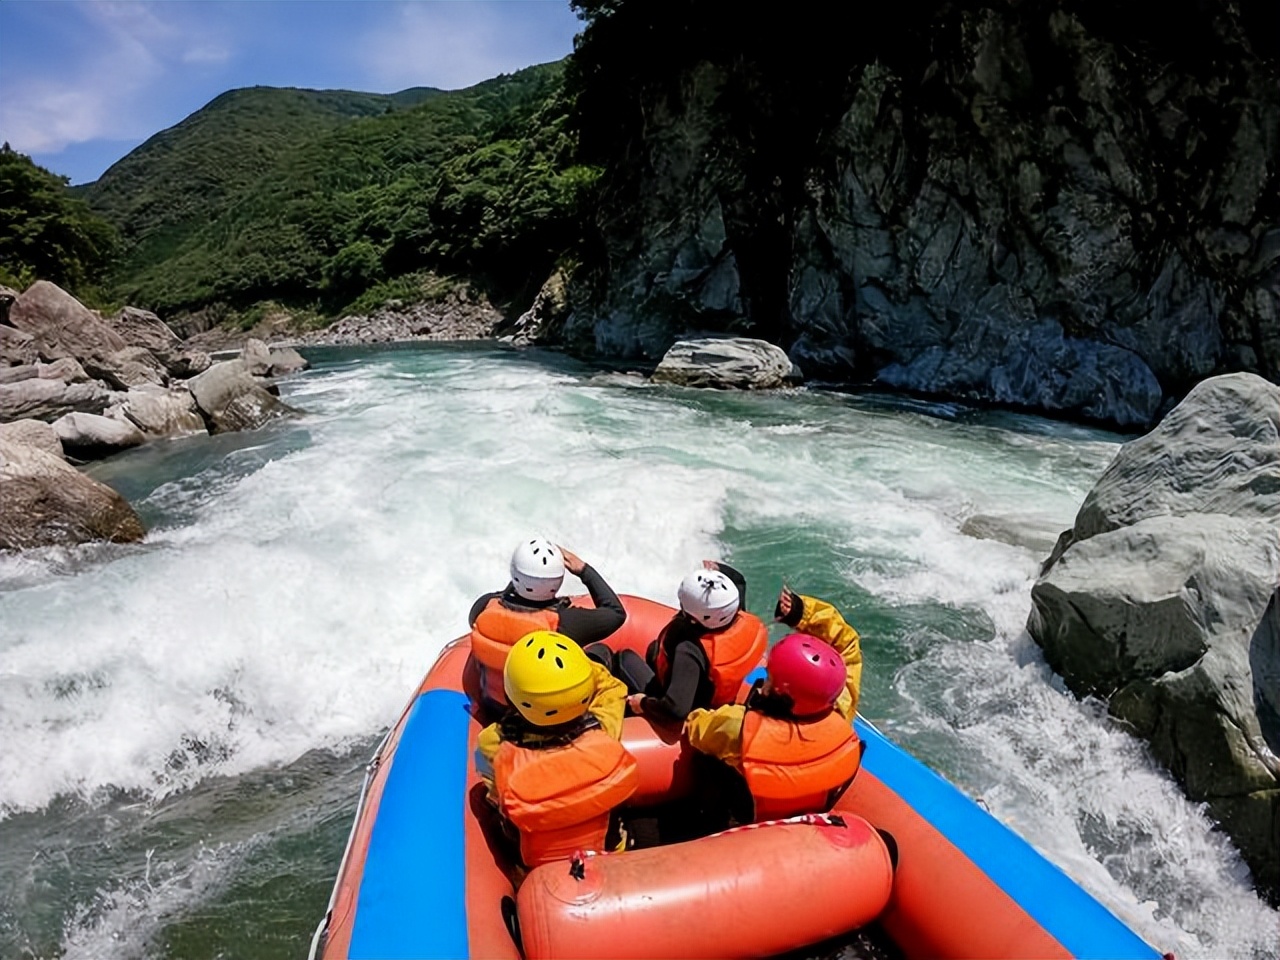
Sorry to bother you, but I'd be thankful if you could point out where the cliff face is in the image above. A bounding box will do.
[561,0,1279,429]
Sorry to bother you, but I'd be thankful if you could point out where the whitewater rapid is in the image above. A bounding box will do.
[1,343,1275,959]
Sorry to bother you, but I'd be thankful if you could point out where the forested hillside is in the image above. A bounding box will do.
[0,144,116,295]
[82,62,593,320]
[80,86,441,286]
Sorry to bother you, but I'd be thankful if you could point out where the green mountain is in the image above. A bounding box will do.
[84,62,589,318]
[0,144,117,295]
[80,85,442,294]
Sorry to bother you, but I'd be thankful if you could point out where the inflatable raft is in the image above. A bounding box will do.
[309,595,1165,960]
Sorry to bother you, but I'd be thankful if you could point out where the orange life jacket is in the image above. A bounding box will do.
[654,613,768,707]
[492,727,639,868]
[739,709,862,821]
[469,598,561,707]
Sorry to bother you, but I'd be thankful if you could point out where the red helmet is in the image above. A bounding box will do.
[766,633,846,716]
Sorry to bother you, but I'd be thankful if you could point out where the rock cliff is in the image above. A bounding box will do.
[559,0,1279,428]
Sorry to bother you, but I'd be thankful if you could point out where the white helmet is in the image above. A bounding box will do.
[510,537,565,602]
[677,568,740,629]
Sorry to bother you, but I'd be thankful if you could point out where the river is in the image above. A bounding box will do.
[1,342,1275,959]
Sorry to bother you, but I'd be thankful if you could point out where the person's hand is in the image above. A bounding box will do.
[626,693,646,715]
[560,547,586,576]
[776,585,794,620]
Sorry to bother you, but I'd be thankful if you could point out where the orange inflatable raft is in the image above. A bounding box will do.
[309,594,1165,960]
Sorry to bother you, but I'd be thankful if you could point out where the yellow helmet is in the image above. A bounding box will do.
[504,631,596,726]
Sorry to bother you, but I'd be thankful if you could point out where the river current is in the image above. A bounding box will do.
[1,343,1275,959]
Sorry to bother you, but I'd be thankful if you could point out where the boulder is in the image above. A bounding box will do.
[0,438,146,549]
[7,280,128,362]
[651,337,801,389]
[166,348,211,379]
[0,358,93,388]
[0,418,63,459]
[239,338,310,378]
[1027,372,1280,903]
[265,344,308,376]
[187,359,295,434]
[109,306,184,360]
[108,385,207,439]
[1,325,38,366]
[52,412,147,461]
[241,338,273,377]
[0,377,110,422]
[84,346,169,390]
[0,365,36,386]
[37,357,92,383]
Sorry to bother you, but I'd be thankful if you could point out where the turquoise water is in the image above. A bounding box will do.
[1,343,1275,958]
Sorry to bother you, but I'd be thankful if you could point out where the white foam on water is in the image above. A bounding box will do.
[0,354,724,817]
[3,346,1276,957]
[58,838,244,960]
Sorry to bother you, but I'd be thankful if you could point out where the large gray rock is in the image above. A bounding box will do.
[0,419,63,459]
[109,305,183,359]
[1,325,38,366]
[7,280,129,362]
[1066,373,1280,548]
[84,346,169,390]
[108,385,207,439]
[651,337,800,389]
[0,377,110,422]
[52,412,147,461]
[0,438,145,549]
[240,338,309,378]
[240,338,274,377]
[1028,372,1280,902]
[0,358,93,388]
[187,359,295,434]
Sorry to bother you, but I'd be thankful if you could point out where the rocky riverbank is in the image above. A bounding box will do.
[1,281,308,549]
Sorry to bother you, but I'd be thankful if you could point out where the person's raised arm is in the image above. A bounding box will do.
[557,546,626,644]
[776,589,863,720]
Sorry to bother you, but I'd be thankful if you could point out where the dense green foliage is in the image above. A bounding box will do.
[0,144,117,294]
[82,86,441,285]
[83,61,596,318]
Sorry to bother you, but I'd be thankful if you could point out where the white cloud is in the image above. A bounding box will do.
[0,0,230,154]
[0,55,160,154]
[183,45,233,66]
[357,1,573,91]
[0,0,578,163]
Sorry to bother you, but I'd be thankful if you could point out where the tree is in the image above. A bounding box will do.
[0,144,117,292]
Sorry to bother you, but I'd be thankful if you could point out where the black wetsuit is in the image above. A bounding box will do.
[610,563,748,725]
[468,564,626,646]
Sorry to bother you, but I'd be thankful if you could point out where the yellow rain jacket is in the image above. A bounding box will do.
[684,595,864,812]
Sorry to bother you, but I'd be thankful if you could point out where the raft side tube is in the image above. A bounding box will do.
[846,718,1162,960]
[516,813,894,960]
[346,689,473,960]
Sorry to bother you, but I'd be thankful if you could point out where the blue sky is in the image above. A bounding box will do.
[0,0,584,185]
